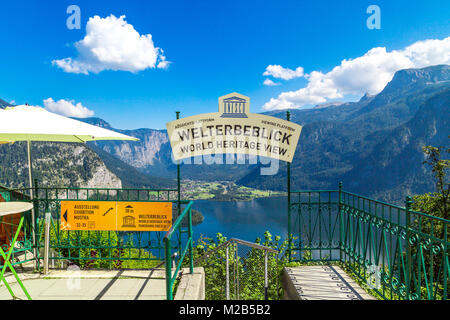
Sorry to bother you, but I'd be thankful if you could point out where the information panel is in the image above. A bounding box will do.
[166,92,302,163]
[60,201,172,231]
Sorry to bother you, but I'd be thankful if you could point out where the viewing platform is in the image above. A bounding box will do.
[0,183,448,301]
[0,267,205,300]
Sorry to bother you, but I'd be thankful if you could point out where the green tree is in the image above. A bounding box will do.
[412,142,449,241]
[188,231,288,300]
[413,143,450,220]
[409,140,449,299]
[39,221,160,269]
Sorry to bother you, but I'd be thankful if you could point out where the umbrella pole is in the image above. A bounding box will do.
[27,140,37,270]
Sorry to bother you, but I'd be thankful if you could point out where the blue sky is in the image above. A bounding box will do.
[0,0,449,129]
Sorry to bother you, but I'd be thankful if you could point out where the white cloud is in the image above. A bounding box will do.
[263,37,450,110]
[263,65,304,80]
[263,79,280,86]
[43,98,94,118]
[53,14,169,74]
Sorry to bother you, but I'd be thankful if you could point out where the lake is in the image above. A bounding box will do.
[191,196,289,243]
[149,195,401,262]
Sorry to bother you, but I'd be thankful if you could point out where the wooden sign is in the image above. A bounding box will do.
[166,92,303,163]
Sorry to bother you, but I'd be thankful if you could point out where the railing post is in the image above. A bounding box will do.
[176,111,182,259]
[405,196,412,300]
[43,212,51,275]
[339,181,343,262]
[444,224,448,300]
[27,141,36,268]
[188,207,194,274]
[236,242,239,299]
[33,178,39,270]
[226,245,230,300]
[176,111,181,212]
[264,250,268,300]
[286,110,292,262]
[164,238,173,300]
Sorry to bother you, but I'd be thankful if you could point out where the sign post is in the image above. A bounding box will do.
[43,211,51,275]
[166,93,302,261]
[286,110,292,262]
[176,111,181,230]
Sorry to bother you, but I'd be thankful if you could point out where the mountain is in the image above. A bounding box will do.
[88,144,175,189]
[78,65,450,204]
[0,98,13,108]
[341,88,450,203]
[1,65,448,203]
[238,65,450,203]
[82,119,254,181]
[0,109,175,190]
[313,101,345,109]
[1,101,122,188]
[0,100,122,188]
[80,118,174,176]
[0,141,122,189]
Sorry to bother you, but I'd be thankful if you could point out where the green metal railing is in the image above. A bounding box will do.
[164,200,194,300]
[2,180,196,300]
[2,178,448,300]
[289,188,341,261]
[288,183,449,300]
[8,181,191,270]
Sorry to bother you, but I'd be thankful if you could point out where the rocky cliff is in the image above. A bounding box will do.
[0,141,122,189]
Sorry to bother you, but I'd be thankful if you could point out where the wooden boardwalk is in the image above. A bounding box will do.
[283,266,376,300]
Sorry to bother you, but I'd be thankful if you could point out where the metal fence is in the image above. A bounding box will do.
[164,200,194,300]
[288,183,450,300]
[2,180,449,300]
[195,238,280,300]
[288,189,341,262]
[6,181,191,271]
[1,182,195,300]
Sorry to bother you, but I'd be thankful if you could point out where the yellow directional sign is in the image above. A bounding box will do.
[117,202,172,231]
[60,201,172,231]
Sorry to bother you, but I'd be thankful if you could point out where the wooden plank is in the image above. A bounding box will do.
[283,266,376,300]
